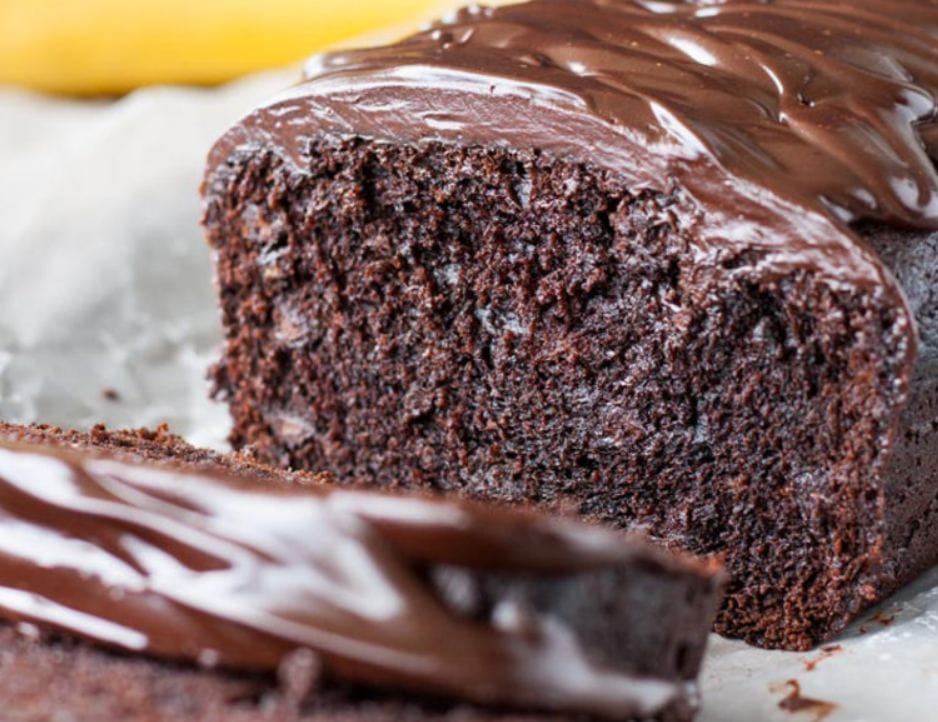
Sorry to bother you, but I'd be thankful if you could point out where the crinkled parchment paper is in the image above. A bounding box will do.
[1,73,937,722]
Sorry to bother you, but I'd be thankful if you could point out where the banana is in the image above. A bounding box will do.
[1,0,445,95]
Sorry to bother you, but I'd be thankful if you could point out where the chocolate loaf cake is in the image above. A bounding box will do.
[202,0,938,650]
[0,422,722,722]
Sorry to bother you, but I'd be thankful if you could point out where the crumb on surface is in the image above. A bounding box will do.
[774,680,837,722]
[802,644,843,672]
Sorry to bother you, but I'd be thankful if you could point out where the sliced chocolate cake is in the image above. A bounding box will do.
[0,423,722,722]
[201,0,938,650]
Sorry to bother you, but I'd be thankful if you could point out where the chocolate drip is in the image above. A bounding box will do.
[0,442,702,719]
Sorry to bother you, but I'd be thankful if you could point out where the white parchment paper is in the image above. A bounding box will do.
[1,75,937,722]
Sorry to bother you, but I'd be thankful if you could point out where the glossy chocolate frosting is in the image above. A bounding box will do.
[208,0,938,371]
[0,441,701,719]
[311,0,938,226]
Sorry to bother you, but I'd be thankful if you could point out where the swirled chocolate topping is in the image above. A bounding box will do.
[211,0,938,304]
[0,441,720,719]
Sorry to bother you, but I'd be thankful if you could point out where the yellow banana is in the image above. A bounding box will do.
[1,0,446,95]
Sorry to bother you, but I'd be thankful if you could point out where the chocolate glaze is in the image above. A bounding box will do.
[314,0,938,222]
[207,0,938,370]
[0,441,708,720]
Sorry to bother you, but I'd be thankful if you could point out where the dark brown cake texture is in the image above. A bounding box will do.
[0,422,722,722]
[202,0,938,652]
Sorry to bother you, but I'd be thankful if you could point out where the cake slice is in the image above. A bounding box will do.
[0,422,722,722]
[201,0,938,651]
